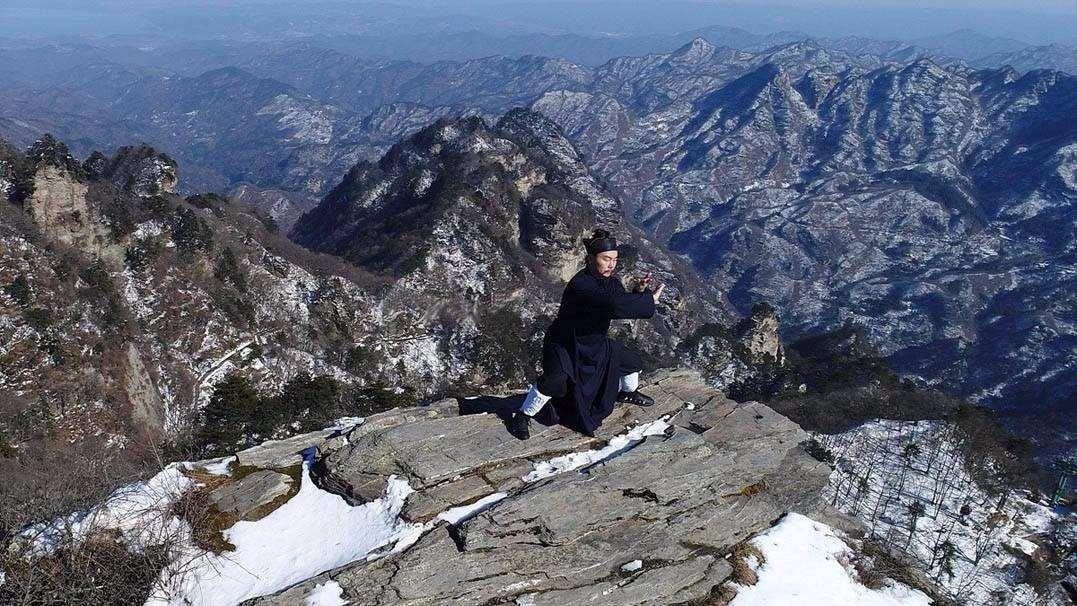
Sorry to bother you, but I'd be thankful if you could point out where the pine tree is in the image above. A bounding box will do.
[197,373,261,456]
[7,274,30,306]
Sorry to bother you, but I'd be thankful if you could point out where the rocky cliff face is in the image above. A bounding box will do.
[0,136,386,446]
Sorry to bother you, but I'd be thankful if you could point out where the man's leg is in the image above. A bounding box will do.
[509,371,568,440]
[614,344,654,407]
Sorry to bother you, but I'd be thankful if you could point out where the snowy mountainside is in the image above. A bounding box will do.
[2,41,1072,440]
[291,108,745,382]
[533,49,1077,451]
[819,420,1075,606]
[1,124,781,453]
[0,136,392,446]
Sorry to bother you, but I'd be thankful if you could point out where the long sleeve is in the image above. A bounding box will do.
[565,274,655,320]
[610,283,655,320]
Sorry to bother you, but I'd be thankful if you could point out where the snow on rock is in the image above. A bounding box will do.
[302,581,347,606]
[329,416,365,432]
[523,416,672,482]
[194,455,236,476]
[730,513,932,606]
[20,465,193,556]
[436,492,508,525]
[146,464,421,606]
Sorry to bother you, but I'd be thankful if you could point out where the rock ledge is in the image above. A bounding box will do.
[239,369,831,605]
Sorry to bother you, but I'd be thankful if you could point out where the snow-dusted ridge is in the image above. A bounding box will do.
[820,420,1074,606]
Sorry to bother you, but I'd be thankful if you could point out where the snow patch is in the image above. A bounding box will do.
[303,580,347,606]
[437,492,507,525]
[330,416,365,432]
[147,465,420,606]
[730,513,932,606]
[133,220,165,239]
[523,417,671,482]
[20,465,193,556]
[192,456,235,476]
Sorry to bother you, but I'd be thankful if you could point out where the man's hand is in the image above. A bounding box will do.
[634,273,654,293]
[651,283,665,304]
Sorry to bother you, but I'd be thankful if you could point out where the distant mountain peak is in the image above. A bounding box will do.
[84,144,178,197]
[670,37,717,62]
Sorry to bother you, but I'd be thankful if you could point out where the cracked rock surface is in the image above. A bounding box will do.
[246,369,831,605]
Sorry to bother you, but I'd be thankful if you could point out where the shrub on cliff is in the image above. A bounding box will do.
[196,373,261,457]
[170,206,213,256]
[194,372,413,458]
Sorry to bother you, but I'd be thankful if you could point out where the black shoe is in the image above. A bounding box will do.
[617,390,655,407]
[507,412,531,440]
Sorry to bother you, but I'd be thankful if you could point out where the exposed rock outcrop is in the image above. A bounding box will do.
[227,369,833,605]
[676,303,785,390]
[208,470,296,521]
[84,144,178,197]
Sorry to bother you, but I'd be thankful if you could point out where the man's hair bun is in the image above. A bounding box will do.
[584,227,618,255]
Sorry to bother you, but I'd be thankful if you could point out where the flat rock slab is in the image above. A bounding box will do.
[322,372,701,503]
[231,400,460,471]
[235,429,340,469]
[245,369,832,605]
[209,470,295,521]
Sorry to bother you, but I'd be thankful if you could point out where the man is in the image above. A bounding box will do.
[508,228,665,440]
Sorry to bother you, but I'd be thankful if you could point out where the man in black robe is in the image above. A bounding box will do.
[508,228,665,440]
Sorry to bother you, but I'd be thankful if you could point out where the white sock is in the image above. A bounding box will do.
[619,372,639,393]
[519,385,551,416]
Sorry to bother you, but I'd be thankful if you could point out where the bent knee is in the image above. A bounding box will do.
[537,373,569,399]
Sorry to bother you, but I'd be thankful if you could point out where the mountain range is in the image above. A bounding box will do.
[0,35,1073,456]
[2,24,1075,604]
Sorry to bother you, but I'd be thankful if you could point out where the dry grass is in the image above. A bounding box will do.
[704,584,739,605]
[722,480,767,499]
[0,533,171,606]
[0,439,190,606]
[851,538,956,606]
[727,541,766,586]
[172,469,237,553]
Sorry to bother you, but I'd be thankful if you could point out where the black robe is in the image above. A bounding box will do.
[534,267,655,435]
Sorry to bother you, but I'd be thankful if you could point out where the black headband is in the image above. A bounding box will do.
[585,237,618,255]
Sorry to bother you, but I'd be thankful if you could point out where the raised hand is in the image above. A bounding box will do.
[651,283,665,304]
[634,273,654,293]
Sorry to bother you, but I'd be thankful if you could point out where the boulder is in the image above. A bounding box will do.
[209,470,295,521]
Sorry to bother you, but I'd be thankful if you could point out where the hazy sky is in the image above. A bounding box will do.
[1,1,1074,46]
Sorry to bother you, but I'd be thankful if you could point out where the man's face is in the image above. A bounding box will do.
[594,251,618,277]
